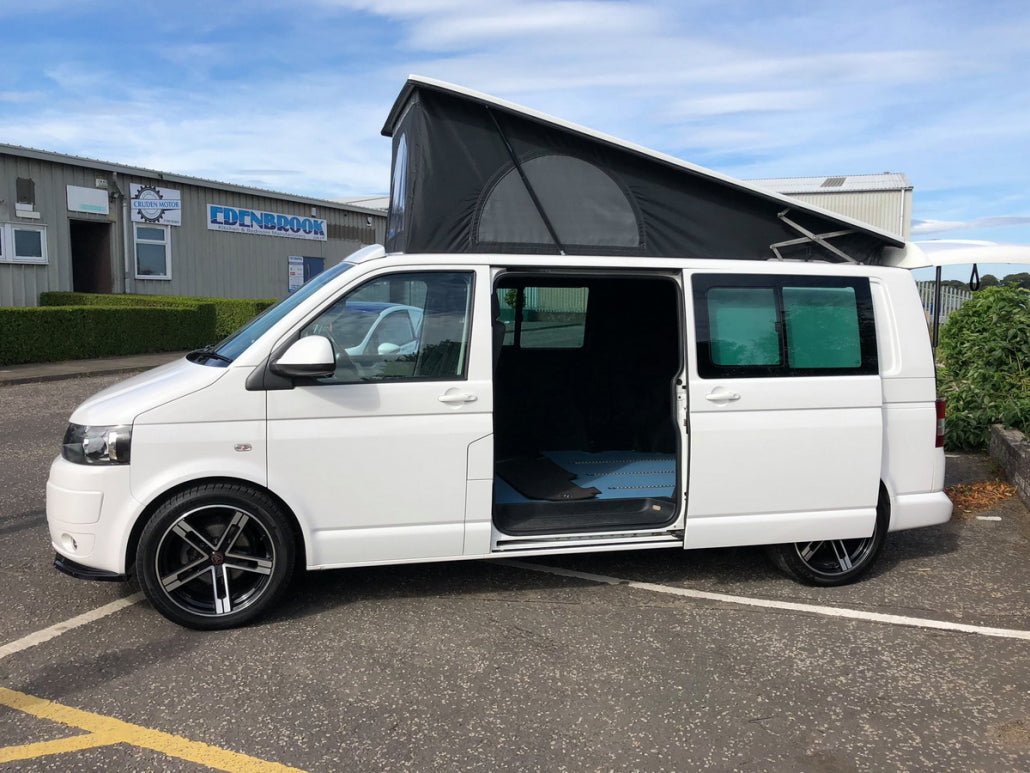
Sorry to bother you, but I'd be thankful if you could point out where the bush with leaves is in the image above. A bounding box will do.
[936,284,1030,450]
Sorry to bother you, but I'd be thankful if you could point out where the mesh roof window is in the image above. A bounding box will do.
[475,155,641,249]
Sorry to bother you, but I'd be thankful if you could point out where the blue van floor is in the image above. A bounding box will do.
[494,450,676,504]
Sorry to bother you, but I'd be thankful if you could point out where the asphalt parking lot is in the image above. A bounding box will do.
[1,373,1028,771]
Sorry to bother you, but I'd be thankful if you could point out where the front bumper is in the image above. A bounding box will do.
[54,554,126,582]
[46,456,142,577]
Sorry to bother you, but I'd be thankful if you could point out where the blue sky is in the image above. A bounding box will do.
[2,0,1028,267]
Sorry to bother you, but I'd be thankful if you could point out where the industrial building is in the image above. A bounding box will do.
[0,144,387,307]
[749,173,913,240]
[1,140,914,309]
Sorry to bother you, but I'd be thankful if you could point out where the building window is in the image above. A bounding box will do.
[0,224,48,264]
[134,224,170,279]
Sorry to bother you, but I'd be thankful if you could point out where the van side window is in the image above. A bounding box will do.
[693,274,877,378]
[496,285,588,349]
[301,271,474,384]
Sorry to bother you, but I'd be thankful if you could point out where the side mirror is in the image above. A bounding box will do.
[272,335,336,378]
[377,342,401,356]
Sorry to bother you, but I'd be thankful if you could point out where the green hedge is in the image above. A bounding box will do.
[0,305,217,366]
[40,292,277,339]
[937,284,1030,450]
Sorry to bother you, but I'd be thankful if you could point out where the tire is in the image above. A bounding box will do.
[767,488,890,587]
[136,483,295,629]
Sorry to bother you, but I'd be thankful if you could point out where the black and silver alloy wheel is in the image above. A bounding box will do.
[137,484,295,629]
[767,488,890,587]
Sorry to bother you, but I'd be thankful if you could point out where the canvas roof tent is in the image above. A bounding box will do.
[380,77,907,263]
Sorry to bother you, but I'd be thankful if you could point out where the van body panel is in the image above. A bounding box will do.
[890,491,953,531]
[684,507,877,550]
[69,358,226,427]
[129,420,268,503]
[267,264,494,568]
[269,408,489,566]
[463,478,494,555]
[134,367,264,426]
[683,268,883,546]
[881,403,940,496]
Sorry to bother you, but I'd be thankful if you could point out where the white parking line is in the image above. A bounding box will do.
[0,593,144,661]
[505,561,1030,642]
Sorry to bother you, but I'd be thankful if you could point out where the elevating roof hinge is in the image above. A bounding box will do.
[770,209,858,263]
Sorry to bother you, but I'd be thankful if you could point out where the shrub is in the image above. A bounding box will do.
[39,293,277,340]
[937,284,1030,450]
[0,305,216,366]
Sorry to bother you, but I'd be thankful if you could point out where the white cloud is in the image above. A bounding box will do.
[913,216,1030,236]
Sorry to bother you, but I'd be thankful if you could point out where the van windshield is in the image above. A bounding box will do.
[197,261,355,365]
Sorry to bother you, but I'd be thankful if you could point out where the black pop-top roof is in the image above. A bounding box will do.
[380,76,905,263]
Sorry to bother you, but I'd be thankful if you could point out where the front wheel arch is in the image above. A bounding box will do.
[126,477,306,578]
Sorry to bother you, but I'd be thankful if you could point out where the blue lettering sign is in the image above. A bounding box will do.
[207,203,327,241]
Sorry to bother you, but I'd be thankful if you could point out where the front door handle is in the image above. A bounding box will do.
[438,390,478,404]
[705,388,741,404]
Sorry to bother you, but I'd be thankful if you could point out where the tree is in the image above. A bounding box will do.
[937,284,1030,450]
[978,274,1000,288]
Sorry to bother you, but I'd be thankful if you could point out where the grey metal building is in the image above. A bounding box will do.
[749,173,913,240]
[0,144,387,307]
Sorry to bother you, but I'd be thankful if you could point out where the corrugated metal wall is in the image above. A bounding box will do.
[0,153,121,306]
[785,190,912,240]
[1,150,387,307]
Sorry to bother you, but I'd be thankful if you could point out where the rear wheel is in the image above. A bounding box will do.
[767,488,890,586]
[136,484,295,629]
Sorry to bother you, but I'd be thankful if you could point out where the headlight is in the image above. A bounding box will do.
[62,424,132,465]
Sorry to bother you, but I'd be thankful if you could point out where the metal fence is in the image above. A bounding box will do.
[917,281,972,325]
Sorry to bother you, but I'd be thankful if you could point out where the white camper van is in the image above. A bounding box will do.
[46,79,952,629]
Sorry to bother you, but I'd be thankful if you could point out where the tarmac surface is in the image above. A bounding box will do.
[0,359,1026,771]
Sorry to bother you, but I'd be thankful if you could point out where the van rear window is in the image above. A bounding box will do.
[694,274,877,378]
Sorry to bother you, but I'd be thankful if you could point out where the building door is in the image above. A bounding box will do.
[70,221,112,293]
[302,256,325,282]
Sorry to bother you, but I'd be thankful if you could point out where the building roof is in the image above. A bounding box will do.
[0,142,386,217]
[748,173,913,195]
[332,195,389,211]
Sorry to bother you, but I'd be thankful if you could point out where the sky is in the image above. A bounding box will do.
[2,0,1028,273]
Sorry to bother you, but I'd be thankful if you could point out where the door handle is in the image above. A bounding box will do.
[438,391,478,404]
[705,388,741,404]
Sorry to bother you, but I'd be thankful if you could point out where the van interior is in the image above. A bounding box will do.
[492,274,682,536]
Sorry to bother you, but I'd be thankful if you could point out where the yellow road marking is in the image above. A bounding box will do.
[0,687,305,772]
[0,731,120,760]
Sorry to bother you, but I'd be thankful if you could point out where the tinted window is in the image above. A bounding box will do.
[707,288,779,367]
[302,272,472,384]
[783,286,862,368]
[694,274,877,378]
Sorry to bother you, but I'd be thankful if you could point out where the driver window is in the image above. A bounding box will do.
[300,271,473,384]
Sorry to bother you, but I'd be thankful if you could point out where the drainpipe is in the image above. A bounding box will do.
[110,172,132,294]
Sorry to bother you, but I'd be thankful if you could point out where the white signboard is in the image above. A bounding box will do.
[130,184,182,226]
[208,204,327,241]
[67,185,109,215]
[288,255,304,293]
